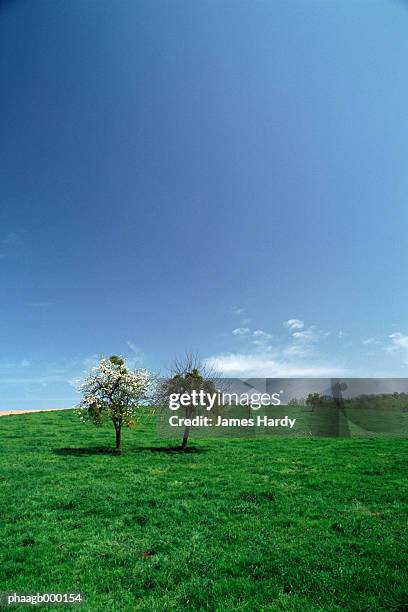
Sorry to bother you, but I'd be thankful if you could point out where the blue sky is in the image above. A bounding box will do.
[1,0,408,408]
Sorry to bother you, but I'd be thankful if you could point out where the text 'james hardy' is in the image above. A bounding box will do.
[169,415,297,428]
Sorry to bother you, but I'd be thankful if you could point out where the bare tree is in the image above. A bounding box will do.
[155,353,220,450]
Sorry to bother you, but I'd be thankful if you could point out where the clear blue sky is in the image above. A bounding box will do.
[1,0,408,408]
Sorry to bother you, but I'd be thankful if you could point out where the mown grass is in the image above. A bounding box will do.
[0,410,407,611]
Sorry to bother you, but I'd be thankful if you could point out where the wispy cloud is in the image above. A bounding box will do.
[204,352,348,378]
[205,316,344,377]
[126,340,144,366]
[232,327,250,337]
[252,329,273,350]
[292,329,316,343]
[284,323,328,358]
[253,330,272,339]
[388,333,408,353]
[0,359,33,370]
[80,355,99,369]
[284,319,304,331]
[0,354,99,391]
[231,306,245,315]
[362,337,381,346]
[0,374,62,386]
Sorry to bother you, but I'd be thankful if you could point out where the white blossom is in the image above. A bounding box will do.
[75,356,152,431]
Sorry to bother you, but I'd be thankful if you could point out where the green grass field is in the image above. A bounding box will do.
[0,410,407,611]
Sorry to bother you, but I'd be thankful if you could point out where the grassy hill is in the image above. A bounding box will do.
[0,410,407,611]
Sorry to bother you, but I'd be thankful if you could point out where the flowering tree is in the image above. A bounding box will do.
[76,355,152,450]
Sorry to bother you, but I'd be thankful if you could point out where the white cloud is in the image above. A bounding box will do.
[388,333,408,352]
[385,333,408,367]
[292,329,316,343]
[284,326,323,357]
[232,327,250,337]
[252,329,273,350]
[253,330,272,339]
[204,352,348,378]
[284,319,304,331]
[20,359,32,367]
[206,317,346,378]
[284,344,310,357]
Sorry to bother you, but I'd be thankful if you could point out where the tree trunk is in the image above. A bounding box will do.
[115,426,122,450]
[181,426,190,450]
[181,405,192,450]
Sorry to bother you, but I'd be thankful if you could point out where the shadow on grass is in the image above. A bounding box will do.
[53,446,121,456]
[53,445,209,456]
[135,445,209,454]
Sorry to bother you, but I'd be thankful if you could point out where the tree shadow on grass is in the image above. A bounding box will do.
[53,446,120,456]
[135,445,209,454]
[53,445,209,456]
